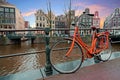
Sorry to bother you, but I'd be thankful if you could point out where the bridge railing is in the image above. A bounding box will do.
[0,28,119,37]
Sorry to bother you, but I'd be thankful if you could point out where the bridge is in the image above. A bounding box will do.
[110,35,120,43]
[0,28,120,45]
[0,33,37,44]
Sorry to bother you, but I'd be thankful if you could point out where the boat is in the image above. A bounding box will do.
[110,33,120,43]
[21,36,28,41]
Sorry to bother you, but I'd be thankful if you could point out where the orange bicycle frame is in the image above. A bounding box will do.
[95,31,109,53]
[65,26,110,58]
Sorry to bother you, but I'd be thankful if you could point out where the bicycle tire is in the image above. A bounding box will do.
[50,38,83,74]
[96,35,112,62]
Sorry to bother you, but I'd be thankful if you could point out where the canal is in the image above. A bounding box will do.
[0,41,120,80]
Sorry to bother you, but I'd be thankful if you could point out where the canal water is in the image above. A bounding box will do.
[0,41,120,80]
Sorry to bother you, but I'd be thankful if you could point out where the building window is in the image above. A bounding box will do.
[82,15,85,18]
[36,23,39,27]
[89,23,91,25]
[5,13,9,18]
[47,20,49,23]
[113,18,116,22]
[43,23,45,27]
[0,7,4,12]
[0,25,2,28]
[40,23,42,27]
[5,19,7,23]
[5,8,9,12]
[4,25,7,29]
[40,17,42,21]
[10,13,15,18]
[12,26,14,29]
[115,12,119,15]
[2,20,5,23]
[82,19,85,22]
[114,23,115,26]
[0,20,2,23]
[36,16,38,20]
[43,17,45,21]
[10,19,15,23]
[118,18,120,22]
[9,19,11,23]
[53,21,54,24]
[10,8,15,12]
[0,12,4,18]
[89,19,92,22]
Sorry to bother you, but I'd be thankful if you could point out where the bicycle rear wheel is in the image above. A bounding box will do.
[50,38,83,74]
[96,35,112,61]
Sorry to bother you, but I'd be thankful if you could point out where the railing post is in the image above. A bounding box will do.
[44,28,53,76]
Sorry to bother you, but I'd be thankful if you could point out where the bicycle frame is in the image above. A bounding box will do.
[65,26,110,58]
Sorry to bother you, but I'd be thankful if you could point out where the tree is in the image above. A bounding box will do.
[46,0,52,28]
[64,0,78,35]
[45,0,56,36]
[44,0,55,29]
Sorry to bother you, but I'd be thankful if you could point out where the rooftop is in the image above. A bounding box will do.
[0,0,15,7]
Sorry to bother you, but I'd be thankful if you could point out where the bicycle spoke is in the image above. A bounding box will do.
[50,39,83,73]
[96,35,112,61]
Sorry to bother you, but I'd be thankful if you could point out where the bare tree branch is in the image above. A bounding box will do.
[46,0,52,28]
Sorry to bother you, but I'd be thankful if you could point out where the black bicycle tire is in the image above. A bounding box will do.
[50,38,84,74]
[96,35,112,62]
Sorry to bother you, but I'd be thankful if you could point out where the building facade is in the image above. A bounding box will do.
[0,0,16,31]
[93,11,100,28]
[104,8,120,34]
[77,8,94,35]
[104,8,120,29]
[55,15,66,35]
[66,10,75,35]
[24,21,30,34]
[25,21,29,29]
[35,9,55,29]
[35,9,56,35]
[35,10,48,29]
[15,8,25,30]
[0,0,24,34]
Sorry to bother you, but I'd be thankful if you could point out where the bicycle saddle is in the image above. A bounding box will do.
[91,26,96,31]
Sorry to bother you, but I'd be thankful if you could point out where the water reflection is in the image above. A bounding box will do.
[0,41,47,79]
[0,42,120,80]
[111,43,120,51]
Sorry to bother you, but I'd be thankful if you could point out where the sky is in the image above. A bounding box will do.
[8,0,120,28]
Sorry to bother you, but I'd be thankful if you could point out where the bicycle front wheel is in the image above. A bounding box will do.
[96,35,112,62]
[50,38,83,74]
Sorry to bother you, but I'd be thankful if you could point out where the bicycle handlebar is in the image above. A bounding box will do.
[71,22,86,27]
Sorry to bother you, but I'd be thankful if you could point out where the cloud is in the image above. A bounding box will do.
[73,2,109,12]
[21,9,37,17]
[73,2,88,8]
[88,5,111,28]
[88,5,108,13]
[75,10,83,16]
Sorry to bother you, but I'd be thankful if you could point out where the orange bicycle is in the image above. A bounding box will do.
[50,25,112,74]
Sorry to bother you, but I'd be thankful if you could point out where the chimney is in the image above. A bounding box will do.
[85,8,90,14]
[95,11,99,17]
